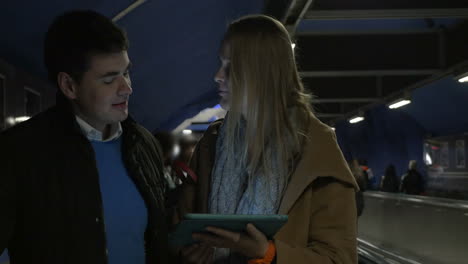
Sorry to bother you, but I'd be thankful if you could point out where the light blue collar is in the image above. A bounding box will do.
[75,115,123,142]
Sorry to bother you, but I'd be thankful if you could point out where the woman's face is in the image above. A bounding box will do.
[214,43,231,110]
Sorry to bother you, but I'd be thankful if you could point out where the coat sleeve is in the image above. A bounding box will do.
[0,133,17,255]
[275,181,358,264]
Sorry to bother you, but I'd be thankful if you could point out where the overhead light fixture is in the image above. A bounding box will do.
[458,75,468,83]
[454,67,468,83]
[6,116,30,125]
[6,117,15,126]
[349,116,364,124]
[182,129,192,135]
[388,99,411,109]
[15,116,31,122]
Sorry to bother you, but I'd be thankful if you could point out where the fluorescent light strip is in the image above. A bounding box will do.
[14,116,30,122]
[389,99,411,109]
[349,116,364,124]
[458,76,468,83]
[182,129,192,135]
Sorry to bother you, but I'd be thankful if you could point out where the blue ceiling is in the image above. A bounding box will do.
[1,0,263,132]
[336,77,468,137]
[1,1,467,135]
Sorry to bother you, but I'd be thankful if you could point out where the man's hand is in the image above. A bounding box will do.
[192,223,269,259]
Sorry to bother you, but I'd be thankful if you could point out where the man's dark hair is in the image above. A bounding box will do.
[44,10,129,84]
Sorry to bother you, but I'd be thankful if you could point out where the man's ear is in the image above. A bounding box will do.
[57,72,78,100]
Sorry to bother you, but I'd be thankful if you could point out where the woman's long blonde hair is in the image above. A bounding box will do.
[223,15,314,180]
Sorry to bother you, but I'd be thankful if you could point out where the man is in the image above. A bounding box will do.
[400,160,424,195]
[0,10,168,264]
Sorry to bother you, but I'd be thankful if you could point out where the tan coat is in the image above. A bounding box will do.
[178,116,359,264]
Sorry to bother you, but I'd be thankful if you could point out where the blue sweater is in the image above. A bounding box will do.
[91,138,147,264]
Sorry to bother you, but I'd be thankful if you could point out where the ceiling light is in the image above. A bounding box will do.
[5,116,31,126]
[349,116,364,124]
[454,68,468,83]
[15,116,30,122]
[6,117,15,126]
[389,99,411,109]
[458,75,468,83]
[182,129,192,135]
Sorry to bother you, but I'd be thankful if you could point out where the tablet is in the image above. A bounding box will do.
[169,214,288,247]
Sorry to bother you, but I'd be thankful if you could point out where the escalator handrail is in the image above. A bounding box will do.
[364,191,468,210]
[358,238,422,264]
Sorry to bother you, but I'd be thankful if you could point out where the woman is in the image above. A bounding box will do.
[380,164,399,193]
[178,15,358,264]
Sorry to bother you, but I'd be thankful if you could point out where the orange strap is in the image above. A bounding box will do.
[248,241,276,264]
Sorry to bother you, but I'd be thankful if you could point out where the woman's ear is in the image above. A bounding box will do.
[57,72,78,100]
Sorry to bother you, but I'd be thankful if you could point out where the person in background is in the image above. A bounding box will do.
[154,131,179,190]
[178,15,359,264]
[360,159,374,190]
[350,160,366,217]
[154,131,198,213]
[177,136,198,163]
[380,164,399,193]
[172,135,198,186]
[0,10,168,264]
[400,160,424,195]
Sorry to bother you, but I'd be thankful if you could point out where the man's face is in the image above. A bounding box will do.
[73,51,132,131]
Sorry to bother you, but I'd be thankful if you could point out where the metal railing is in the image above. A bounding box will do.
[359,191,468,264]
[364,191,468,210]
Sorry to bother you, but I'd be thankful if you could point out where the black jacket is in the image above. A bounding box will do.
[400,169,424,195]
[0,95,169,264]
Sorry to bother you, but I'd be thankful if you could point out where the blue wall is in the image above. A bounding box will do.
[405,77,468,135]
[335,77,468,189]
[336,104,427,188]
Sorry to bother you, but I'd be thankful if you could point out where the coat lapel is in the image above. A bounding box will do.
[279,116,358,214]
